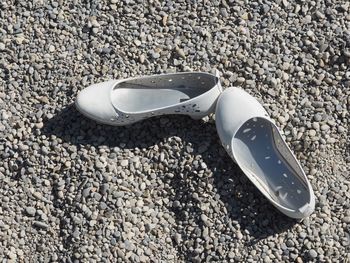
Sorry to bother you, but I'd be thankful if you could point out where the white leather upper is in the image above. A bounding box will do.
[215,87,268,151]
[75,80,118,125]
[215,87,315,219]
[75,72,222,126]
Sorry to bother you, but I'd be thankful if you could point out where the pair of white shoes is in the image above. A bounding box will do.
[76,72,315,219]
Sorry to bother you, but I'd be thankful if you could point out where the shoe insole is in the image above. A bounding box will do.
[232,117,310,211]
[111,73,217,113]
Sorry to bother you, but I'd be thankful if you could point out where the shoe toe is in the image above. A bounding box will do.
[76,80,117,123]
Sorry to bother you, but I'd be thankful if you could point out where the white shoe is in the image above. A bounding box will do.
[215,87,315,219]
[75,72,222,126]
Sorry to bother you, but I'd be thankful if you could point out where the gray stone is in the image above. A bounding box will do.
[308,249,317,258]
[309,129,317,137]
[120,160,129,167]
[338,126,345,133]
[25,207,36,216]
[33,221,49,229]
[93,192,102,202]
[342,216,350,224]
[124,240,135,251]
[321,124,330,131]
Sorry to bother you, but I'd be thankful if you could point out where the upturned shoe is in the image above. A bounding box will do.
[215,87,315,219]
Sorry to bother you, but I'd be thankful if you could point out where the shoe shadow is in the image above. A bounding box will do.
[42,104,175,150]
[41,104,296,257]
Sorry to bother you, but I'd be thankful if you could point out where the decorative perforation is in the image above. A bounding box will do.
[109,72,218,125]
[173,103,201,114]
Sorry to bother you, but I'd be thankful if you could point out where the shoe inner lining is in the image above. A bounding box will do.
[111,73,217,113]
[232,117,310,211]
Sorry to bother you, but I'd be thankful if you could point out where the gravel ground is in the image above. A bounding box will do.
[1,0,349,262]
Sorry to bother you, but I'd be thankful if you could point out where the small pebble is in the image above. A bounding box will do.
[25,207,36,216]
[308,249,318,258]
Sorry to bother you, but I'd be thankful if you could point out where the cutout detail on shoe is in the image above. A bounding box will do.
[111,73,218,114]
